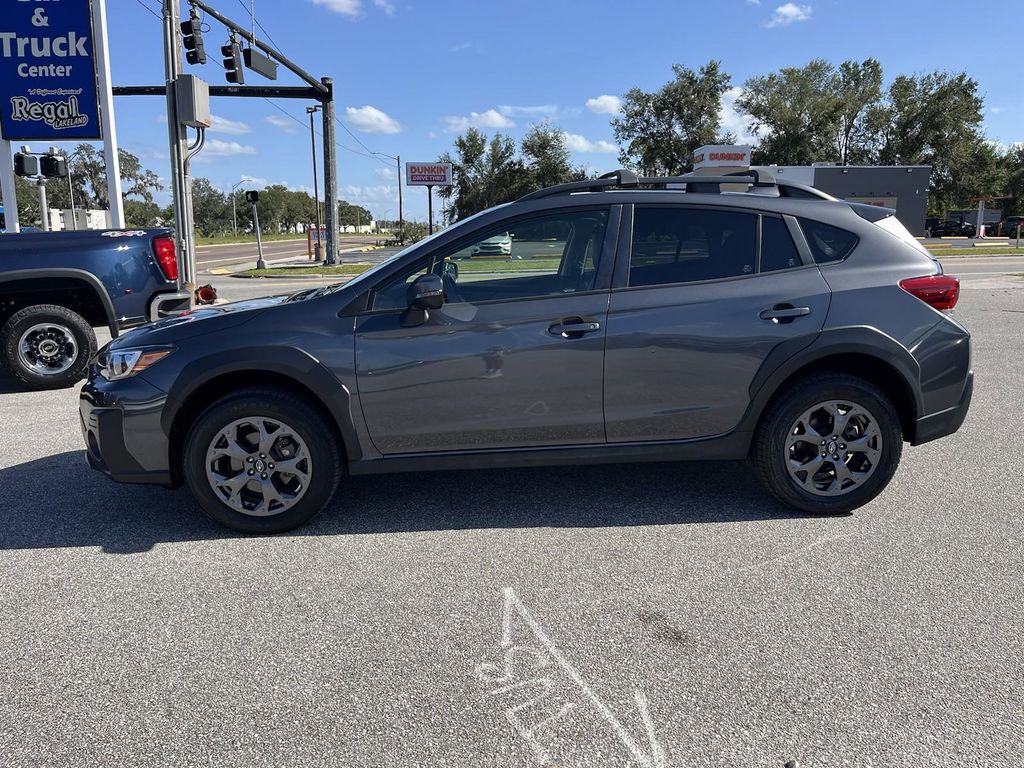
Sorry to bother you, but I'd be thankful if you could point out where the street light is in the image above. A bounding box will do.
[230,179,244,237]
[306,105,324,263]
[372,151,403,241]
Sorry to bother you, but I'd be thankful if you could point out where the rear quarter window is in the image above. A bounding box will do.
[798,218,859,264]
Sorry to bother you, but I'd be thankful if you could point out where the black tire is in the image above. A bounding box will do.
[182,387,343,534]
[753,374,903,515]
[0,304,97,390]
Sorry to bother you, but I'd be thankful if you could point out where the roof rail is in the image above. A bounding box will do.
[517,167,834,202]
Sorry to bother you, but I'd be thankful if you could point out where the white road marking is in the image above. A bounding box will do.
[475,587,666,768]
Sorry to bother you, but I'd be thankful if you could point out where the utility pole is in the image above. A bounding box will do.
[306,104,324,263]
[36,180,49,231]
[230,179,243,237]
[321,77,338,265]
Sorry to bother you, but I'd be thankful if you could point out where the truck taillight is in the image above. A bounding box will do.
[152,235,178,282]
[899,274,960,311]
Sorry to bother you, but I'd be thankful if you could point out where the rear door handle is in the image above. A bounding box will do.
[548,317,601,338]
[759,305,811,322]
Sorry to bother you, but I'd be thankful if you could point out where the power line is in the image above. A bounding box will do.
[262,98,384,161]
[233,0,286,58]
[132,0,161,21]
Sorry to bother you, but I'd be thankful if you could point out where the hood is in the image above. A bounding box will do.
[113,294,290,347]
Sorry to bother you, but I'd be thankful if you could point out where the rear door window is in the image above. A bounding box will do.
[629,207,757,287]
[798,218,859,264]
[760,217,802,272]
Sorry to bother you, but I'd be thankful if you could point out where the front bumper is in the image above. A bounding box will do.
[80,373,175,485]
[913,371,973,445]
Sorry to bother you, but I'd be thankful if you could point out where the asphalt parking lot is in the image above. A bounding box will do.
[0,261,1021,767]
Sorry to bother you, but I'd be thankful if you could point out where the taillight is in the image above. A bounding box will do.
[899,274,960,310]
[152,235,178,282]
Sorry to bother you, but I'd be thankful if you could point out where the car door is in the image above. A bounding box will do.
[603,205,831,442]
[354,206,618,454]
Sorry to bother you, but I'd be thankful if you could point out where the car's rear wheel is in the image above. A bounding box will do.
[753,374,903,515]
[0,304,96,390]
[182,388,342,533]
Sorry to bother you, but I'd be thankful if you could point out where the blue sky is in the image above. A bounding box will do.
[85,0,1022,219]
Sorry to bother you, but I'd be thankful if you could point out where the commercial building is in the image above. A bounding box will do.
[691,145,932,235]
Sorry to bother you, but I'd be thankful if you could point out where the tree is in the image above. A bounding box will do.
[866,71,991,214]
[737,59,845,165]
[520,123,585,190]
[834,58,883,165]
[612,61,732,175]
[338,201,372,228]
[1002,144,1024,218]
[437,127,528,222]
[190,178,231,236]
[66,144,163,208]
[438,124,589,223]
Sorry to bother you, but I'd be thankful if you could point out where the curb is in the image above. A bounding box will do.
[229,273,357,280]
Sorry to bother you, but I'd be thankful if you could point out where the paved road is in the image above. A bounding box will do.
[0,268,1021,767]
[195,236,384,269]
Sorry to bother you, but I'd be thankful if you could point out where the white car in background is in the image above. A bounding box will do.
[471,231,512,257]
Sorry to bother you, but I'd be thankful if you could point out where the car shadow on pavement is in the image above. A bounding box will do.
[0,451,804,554]
[0,371,31,395]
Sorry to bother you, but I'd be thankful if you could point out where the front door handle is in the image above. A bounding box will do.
[548,317,601,338]
[759,305,811,323]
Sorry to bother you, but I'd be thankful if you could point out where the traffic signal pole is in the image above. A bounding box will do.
[162,0,197,293]
[321,78,338,265]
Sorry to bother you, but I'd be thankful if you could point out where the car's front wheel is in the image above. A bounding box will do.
[183,388,342,533]
[753,374,903,515]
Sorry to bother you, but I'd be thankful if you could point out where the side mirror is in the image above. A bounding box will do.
[401,273,444,327]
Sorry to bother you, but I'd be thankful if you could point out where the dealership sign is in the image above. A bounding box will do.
[406,162,453,186]
[0,0,102,140]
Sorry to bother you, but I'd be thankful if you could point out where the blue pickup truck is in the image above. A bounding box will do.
[0,227,191,389]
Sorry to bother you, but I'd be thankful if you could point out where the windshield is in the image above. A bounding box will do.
[874,215,935,259]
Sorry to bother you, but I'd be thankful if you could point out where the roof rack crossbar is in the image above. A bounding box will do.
[516,168,834,202]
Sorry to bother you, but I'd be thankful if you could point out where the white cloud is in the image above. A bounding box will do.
[449,41,471,53]
[563,133,618,153]
[373,0,395,14]
[719,87,757,145]
[585,94,623,115]
[208,115,250,135]
[345,105,401,134]
[310,0,361,16]
[203,139,257,157]
[746,0,761,4]
[499,104,559,118]
[341,184,398,205]
[375,167,396,179]
[765,2,812,27]
[990,106,1004,114]
[443,109,515,132]
[264,115,297,133]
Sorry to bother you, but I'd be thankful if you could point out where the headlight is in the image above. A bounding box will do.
[100,347,175,381]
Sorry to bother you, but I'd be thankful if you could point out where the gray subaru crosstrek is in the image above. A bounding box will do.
[80,170,973,533]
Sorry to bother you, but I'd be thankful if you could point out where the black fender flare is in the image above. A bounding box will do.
[160,345,363,462]
[737,325,924,434]
[0,268,118,336]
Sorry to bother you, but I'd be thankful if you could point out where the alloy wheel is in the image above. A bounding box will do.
[785,400,882,496]
[205,416,312,516]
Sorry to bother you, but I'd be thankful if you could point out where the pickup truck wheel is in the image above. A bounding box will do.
[753,374,903,515]
[0,304,97,390]
[182,388,343,534]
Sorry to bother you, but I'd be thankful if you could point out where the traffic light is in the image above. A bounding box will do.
[13,153,39,177]
[39,155,68,178]
[221,38,244,84]
[245,190,259,204]
[180,13,206,65]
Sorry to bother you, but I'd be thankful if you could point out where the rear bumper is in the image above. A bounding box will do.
[912,371,973,445]
[80,375,175,485]
[149,290,192,322]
